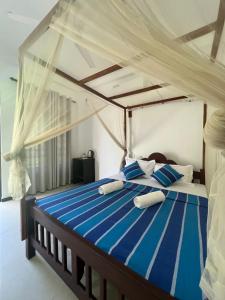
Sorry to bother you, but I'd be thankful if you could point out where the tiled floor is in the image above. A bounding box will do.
[0,185,79,300]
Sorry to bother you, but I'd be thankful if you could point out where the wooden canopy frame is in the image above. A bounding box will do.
[19,0,224,174]
[18,0,223,171]
[19,0,225,111]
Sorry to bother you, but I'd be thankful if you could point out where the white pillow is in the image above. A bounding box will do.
[154,163,193,184]
[125,158,155,178]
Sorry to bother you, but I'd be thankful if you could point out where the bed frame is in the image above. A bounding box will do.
[142,152,205,184]
[21,152,205,300]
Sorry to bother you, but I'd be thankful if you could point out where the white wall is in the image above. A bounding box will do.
[71,115,123,180]
[132,100,204,169]
[72,100,206,181]
[0,73,17,198]
[71,118,93,158]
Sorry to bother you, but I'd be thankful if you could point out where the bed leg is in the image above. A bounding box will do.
[21,196,36,259]
[26,234,35,259]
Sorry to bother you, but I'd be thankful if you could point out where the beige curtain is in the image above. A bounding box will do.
[25,91,71,194]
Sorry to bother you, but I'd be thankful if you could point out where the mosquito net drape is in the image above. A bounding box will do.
[3,51,108,199]
[4,1,225,299]
[50,0,225,108]
[3,3,124,200]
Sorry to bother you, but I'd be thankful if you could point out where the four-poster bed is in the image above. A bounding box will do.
[4,0,225,299]
[22,152,207,300]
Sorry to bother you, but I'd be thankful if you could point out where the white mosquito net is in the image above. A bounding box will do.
[3,1,225,299]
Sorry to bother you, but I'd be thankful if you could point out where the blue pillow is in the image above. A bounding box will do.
[122,161,145,180]
[152,164,183,187]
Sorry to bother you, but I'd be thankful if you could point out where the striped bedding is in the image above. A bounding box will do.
[36,178,208,300]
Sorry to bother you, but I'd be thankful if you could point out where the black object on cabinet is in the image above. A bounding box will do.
[72,158,95,184]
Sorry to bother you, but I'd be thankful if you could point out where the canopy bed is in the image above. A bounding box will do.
[3,1,225,299]
[22,152,207,300]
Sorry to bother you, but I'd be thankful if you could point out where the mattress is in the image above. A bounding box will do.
[36,178,208,300]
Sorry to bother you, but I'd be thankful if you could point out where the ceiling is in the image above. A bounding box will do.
[0,0,57,71]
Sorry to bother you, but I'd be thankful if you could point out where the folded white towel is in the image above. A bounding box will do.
[134,191,165,209]
[98,181,124,195]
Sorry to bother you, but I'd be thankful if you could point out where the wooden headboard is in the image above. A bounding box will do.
[142,152,205,184]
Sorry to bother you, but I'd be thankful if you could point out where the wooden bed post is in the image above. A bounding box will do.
[124,108,127,154]
[128,110,133,157]
[200,103,207,185]
[124,108,128,160]
[20,196,36,259]
[120,108,128,168]
[202,103,207,169]
[19,3,59,54]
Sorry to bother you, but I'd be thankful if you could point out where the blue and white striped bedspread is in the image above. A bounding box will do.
[36,178,208,300]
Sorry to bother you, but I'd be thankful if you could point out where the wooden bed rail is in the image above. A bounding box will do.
[21,196,174,300]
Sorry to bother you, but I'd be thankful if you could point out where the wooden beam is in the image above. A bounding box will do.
[211,0,225,60]
[79,65,122,84]
[176,22,216,43]
[55,69,125,109]
[78,21,216,99]
[26,53,125,109]
[127,96,188,110]
[79,21,217,86]
[80,21,216,85]
[119,21,217,106]
[19,3,59,54]
[108,84,167,101]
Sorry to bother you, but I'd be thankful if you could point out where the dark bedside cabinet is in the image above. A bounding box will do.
[72,158,95,184]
